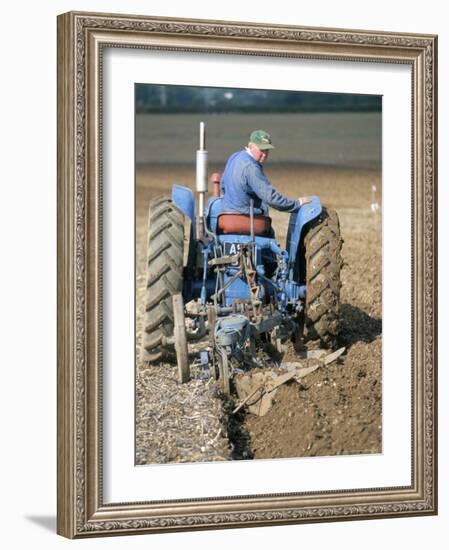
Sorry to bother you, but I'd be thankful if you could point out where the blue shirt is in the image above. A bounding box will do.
[220,149,300,214]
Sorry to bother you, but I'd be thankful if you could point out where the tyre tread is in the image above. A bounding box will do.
[304,206,343,349]
[141,197,185,364]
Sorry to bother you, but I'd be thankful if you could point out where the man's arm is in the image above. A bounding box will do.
[246,163,300,212]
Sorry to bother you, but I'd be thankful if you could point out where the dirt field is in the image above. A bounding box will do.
[135,161,382,464]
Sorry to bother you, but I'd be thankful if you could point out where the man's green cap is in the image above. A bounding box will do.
[249,129,275,150]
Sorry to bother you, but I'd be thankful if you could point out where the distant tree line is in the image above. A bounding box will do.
[136,84,381,113]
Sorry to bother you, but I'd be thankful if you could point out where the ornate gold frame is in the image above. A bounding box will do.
[57,11,438,538]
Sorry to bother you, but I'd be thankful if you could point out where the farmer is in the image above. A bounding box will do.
[220,129,310,215]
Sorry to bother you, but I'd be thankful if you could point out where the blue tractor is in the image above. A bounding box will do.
[141,124,342,393]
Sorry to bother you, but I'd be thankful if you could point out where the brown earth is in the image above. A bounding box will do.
[135,162,382,463]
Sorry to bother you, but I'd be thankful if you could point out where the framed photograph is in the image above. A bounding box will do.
[57,11,437,538]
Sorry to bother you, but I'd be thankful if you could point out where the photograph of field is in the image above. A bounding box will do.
[134,86,382,464]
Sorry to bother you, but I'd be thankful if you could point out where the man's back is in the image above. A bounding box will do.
[220,148,299,214]
[221,150,263,214]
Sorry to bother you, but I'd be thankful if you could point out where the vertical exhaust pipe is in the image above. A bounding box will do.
[196,122,208,237]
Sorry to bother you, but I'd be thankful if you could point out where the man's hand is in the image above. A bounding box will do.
[298,196,312,206]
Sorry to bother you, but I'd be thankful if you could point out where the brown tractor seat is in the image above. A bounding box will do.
[217,213,272,236]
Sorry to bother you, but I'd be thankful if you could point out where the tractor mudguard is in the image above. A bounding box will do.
[171,184,196,277]
[171,184,196,231]
[286,195,322,280]
[205,196,223,234]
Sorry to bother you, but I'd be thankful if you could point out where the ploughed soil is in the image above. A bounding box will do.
[135,162,382,464]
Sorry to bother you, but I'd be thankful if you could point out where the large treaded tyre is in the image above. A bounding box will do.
[140,197,185,364]
[303,206,342,349]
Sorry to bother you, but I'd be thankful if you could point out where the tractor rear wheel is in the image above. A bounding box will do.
[140,197,185,364]
[303,207,342,349]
